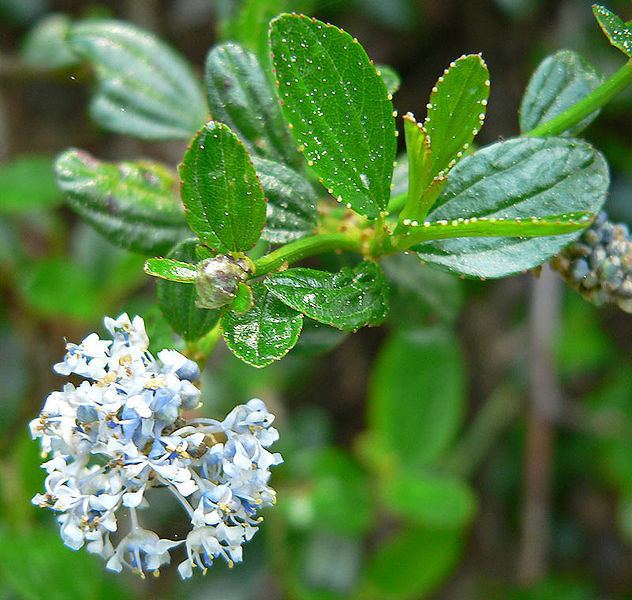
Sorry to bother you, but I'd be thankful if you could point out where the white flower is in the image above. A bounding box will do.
[31,314,281,579]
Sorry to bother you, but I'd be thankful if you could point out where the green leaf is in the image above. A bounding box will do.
[377,64,401,95]
[264,262,389,332]
[180,121,267,252]
[381,254,463,323]
[382,473,477,529]
[156,239,221,342]
[21,258,102,321]
[520,50,602,135]
[221,282,303,367]
[230,282,254,313]
[69,19,207,139]
[21,14,79,70]
[205,43,301,167]
[253,157,317,243]
[414,137,609,278]
[270,14,397,218]
[593,4,632,57]
[310,447,375,535]
[368,327,465,468]
[55,149,188,255]
[424,54,489,183]
[144,257,197,282]
[0,155,62,213]
[362,526,464,600]
[397,212,593,248]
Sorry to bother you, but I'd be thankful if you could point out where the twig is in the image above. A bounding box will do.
[517,266,563,584]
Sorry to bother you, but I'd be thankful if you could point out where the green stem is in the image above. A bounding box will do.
[526,60,632,137]
[253,233,363,276]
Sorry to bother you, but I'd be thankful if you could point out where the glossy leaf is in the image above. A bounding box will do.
[363,527,464,600]
[0,155,61,213]
[520,50,602,135]
[21,14,79,70]
[270,14,397,218]
[180,121,267,252]
[378,64,401,94]
[264,262,390,331]
[424,54,489,183]
[368,327,465,468]
[593,4,632,57]
[205,43,300,167]
[253,157,317,243]
[221,282,303,367]
[69,20,207,139]
[156,240,221,342]
[144,257,197,282]
[415,137,609,278]
[382,473,477,529]
[55,149,188,255]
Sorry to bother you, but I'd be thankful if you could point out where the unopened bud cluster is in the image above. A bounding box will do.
[195,255,253,309]
[30,314,281,578]
[552,212,632,313]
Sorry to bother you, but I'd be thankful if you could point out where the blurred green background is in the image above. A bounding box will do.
[1,0,632,598]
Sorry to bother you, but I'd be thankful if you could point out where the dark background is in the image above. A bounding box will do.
[1,1,632,599]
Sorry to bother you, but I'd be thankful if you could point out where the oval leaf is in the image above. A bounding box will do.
[414,136,609,278]
[520,50,602,135]
[270,14,397,218]
[368,327,465,469]
[382,473,476,529]
[55,149,188,255]
[253,157,317,243]
[363,526,464,600]
[221,282,303,367]
[593,4,632,58]
[424,54,489,183]
[205,43,301,168]
[180,121,267,252]
[264,261,390,331]
[156,239,220,342]
[69,20,207,139]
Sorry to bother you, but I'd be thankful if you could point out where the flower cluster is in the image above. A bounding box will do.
[29,314,282,578]
[552,211,632,313]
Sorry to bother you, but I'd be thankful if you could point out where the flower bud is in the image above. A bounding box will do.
[551,211,632,313]
[195,255,254,310]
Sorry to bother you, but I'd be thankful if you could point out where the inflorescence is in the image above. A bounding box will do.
[29,313,282,578]
[552,211,632,313]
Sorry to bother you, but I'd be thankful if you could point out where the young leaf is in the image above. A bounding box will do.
[520,50,602,135]
[382,473,477,530]
[593,4,632,57]
[377,64,401,95]
[424,54,489,183]
[368,327,465,469]
[144,258,197,283]
[264,262,390,331]
[414,137,609,278]
[253,157,317,243]
[221,283,303,367]
[362,526,464,600]
[0,155,61,213]
[205,43,301,167]
[55,149,188,255]
[180,121,267,252]
[270,14,397,218]
[69,20,207,139]
[156,239,220,342]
